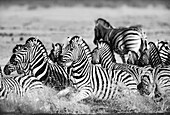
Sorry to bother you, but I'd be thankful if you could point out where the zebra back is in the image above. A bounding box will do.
[127,50,139,65]
[94,20,147,63]
[66,35,92,62]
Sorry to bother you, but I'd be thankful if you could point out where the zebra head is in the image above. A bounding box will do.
[91,47,100,64]
[138,67,154,96]
[127,51,139,65]
[94,19,113,45]
[62,36,83,67]
[91,41,116,67]
[138,49,150,67]
[62,35,92,66]
[49,43,64,63]
[127,49,150,67]
[4,37,48,75]
[4,44,29,75]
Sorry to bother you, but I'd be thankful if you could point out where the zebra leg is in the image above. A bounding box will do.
[70,89,90,103]
[160,99,167,111]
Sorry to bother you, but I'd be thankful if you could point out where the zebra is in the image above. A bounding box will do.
[0,66,44,99]
[91,40,153,94]
[3,37,70,89]
[157,40,170,67]
[140,66,170,109]
[93,18,147,63]
[147,42,162,68]
[127,41,163,68]
[127,49,150,67]
[91,41,116,67]
[58,35,138,102]
[49,43,64,64]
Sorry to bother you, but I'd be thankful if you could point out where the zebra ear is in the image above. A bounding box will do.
[67,36,71,42]
[52,43,55,49]
[78,36,83,44]
[96,40,101,48]
[61,43,64,48]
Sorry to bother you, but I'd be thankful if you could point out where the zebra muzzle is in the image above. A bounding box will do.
[3,65,11,75]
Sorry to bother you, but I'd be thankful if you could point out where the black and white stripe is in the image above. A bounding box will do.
[93,18,147,63]
[91,41,151,84]
[0,66,43,99]
[49,43,63,65]
[60,36,137,102]
[4,37,70,89]
[157,40,170,67]
[148,42,162,68]
[140,66,170,102]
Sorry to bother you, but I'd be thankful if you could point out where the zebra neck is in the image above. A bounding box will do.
[100,52,114,68]
[71,57,91,88]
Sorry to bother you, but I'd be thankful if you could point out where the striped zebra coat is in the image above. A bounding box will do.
[49,43,64,65]
[141,66,170,102]
[157,40,170,67]
[0,66,43,99]
[58,36,138,102]
[93,18,147,63]
[91,41,153,95]
[4,37,70,89]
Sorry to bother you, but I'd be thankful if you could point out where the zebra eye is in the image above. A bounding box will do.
[70,47,74,51]
[12,61,18,65]
[165,46,169,50]
[23,47,27,50]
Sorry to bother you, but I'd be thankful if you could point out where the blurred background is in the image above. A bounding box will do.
[0,0,170,65]
[0,0,170,8]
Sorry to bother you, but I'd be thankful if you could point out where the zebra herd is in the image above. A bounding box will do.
[1,18,170,106]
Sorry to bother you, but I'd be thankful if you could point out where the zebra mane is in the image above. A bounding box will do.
[68,35,92,62]
[80,38,92,61]
[158,40,169,49]
[13,44,25,53]
[25,37,48,56]
[95,18,114,29]
[98,40,111,48]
